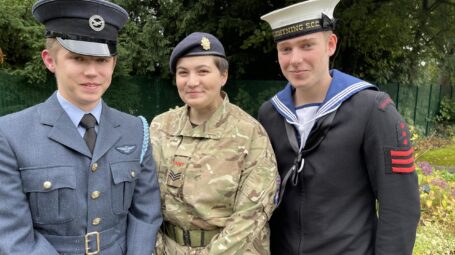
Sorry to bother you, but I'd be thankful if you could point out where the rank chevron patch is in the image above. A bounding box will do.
[384,147,416,174]
[390,147,415,173]
[168,170,182,181]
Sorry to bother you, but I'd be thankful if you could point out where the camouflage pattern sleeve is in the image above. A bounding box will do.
[150,117,166,255]
[149,116,169,203]
[203,124,279,255]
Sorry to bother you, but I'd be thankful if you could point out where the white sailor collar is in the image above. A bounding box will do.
[271,69,377,125]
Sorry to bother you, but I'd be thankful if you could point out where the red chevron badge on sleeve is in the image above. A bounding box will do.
[390,147,415,173]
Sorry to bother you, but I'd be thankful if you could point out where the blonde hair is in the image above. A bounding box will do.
[323,31,334,41]
[45,38,61,55]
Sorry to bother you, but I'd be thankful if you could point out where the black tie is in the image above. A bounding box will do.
[80,113,97,154]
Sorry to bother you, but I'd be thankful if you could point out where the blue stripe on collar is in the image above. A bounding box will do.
[271,83,298,124]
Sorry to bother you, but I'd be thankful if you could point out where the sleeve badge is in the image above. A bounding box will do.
[384,121,416,174]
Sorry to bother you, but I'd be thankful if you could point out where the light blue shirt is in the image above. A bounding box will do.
[56,91,102,137]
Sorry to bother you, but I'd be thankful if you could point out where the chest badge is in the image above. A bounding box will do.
[166,157,188,188]
[116,145,136,154]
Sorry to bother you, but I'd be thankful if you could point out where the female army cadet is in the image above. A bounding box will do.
[150,32,279,254]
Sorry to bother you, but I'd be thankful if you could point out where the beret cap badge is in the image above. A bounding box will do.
[201,36,211,50]
[89,15,105,32]
[169,32,226,73]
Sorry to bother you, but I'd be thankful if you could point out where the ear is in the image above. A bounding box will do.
[41,49,56,73]
[327,33,338,57]
[220,70,228,87]
[112,56,118,69]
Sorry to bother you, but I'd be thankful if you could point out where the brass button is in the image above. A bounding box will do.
[43,181,52,190]
[130,170,136,178]
[91,163,98,172]
[92,217,101,226]
[91,191,101,200]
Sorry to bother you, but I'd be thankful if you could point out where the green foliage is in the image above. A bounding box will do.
[414,222,455,255]
[433,96,455,137]
[0,0,453,90]
[436,97,455,124]
[336,0,455,87]
[113,0,171,78]
[415,163,455,254]
[0,0,47,84]
[154,0,281,79]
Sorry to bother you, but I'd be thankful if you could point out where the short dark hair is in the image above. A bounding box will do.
[213,56,229,73]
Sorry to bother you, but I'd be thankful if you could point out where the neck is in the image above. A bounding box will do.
[188,98,223,125]
[294,73,332,106]
[189,107,216,125]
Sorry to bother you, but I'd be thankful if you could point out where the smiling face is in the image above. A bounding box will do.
[175,55,228,112]
[41,39,116,112]
[277,31,337,94]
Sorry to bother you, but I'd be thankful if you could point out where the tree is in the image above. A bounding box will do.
[152,0,286,80]
[334,0,455,86]
[0,0,453,87]
[113,0,171,78]
[0,0,47,84]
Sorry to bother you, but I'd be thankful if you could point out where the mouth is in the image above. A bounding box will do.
[290,69,308,74]
[81,83,100,87]
[80,83,102,92]
[186,91,202,94]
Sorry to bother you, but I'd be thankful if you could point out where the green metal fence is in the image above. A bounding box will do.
[0,72,453,136]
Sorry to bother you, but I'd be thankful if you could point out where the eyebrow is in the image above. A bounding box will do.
[177,64,211,70]
[278,37,318,46]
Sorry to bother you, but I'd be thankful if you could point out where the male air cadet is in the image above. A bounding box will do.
[0,0,162,254]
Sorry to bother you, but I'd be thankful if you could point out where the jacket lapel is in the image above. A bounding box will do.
[92,103,121,162]
[40,93,92,157]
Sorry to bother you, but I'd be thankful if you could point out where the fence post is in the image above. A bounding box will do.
[395,83,400,110]
[425,84,433,136]
[413,86,419,126]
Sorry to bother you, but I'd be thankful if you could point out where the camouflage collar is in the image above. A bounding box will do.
[177,91,231,139]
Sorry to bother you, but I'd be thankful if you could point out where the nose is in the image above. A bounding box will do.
[83,62,98,77]
[289,49,303,66]
[187,73,200,87]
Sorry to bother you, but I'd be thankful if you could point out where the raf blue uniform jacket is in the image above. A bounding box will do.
[0,93,162,255]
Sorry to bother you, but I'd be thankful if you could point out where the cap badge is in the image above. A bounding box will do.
[201,36,211,50]
[89,15,105,32]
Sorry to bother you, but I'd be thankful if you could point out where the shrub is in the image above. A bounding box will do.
[433,96,455,138]
[414,222,455,255]
[414,162,455,254]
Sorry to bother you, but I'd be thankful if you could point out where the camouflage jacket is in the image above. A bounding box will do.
[150,93,278,255]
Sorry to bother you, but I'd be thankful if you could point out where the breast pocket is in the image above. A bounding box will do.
[110,161,141,215]
[20,165,76,225]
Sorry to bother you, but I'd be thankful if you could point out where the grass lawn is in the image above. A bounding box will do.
[418,143,455,168]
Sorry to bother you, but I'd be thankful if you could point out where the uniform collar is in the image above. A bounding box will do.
[56,91,102,128]
[271,69,376,125]
[177,91,231,139]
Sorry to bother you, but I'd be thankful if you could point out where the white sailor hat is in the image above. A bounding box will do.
[261,0,340,42]
[32,0,129,56]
